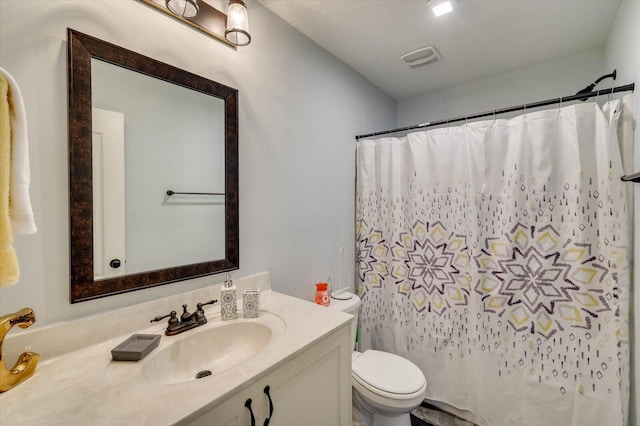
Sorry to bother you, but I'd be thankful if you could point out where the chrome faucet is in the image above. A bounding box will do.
[151,300,217,336]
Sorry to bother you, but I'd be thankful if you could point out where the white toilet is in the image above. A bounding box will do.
[328,294,426,426]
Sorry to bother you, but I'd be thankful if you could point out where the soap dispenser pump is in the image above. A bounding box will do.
[220,272,237,321]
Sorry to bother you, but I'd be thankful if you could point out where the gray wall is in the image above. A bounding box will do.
[397,48,605,127]
[0,0,396,324]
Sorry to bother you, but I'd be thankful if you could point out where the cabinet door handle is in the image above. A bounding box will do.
[244,398,256,426]
[263,385,274,426]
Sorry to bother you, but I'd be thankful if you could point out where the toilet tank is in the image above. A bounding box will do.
[326,293,361,350]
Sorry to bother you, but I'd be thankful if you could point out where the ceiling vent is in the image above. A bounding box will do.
[401,46,440,68]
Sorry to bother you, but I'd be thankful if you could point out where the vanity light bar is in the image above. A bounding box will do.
[138,0,235,48]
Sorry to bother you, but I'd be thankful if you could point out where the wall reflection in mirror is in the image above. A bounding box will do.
[68,29,239,302]
[91,59,226,279]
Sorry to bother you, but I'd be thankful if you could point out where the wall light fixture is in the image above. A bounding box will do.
[139,0,251,48]
[165,0,199,18]
[225,0,251,46]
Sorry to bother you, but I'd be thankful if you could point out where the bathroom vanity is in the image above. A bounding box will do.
[0,273,353,425]
[187,327,348,425]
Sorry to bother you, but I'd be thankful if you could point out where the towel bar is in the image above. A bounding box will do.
[166,190,225,196]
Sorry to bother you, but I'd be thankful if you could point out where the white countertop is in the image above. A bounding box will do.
[0,273,352,425]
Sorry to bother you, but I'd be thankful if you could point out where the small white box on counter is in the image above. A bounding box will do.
[243,288,260,318]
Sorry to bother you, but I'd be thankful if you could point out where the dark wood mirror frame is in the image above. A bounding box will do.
[68,29,239,303]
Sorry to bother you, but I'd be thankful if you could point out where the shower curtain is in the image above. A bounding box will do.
[356,98,633,426]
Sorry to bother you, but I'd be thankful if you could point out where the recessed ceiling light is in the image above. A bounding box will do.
[431,0,453,17]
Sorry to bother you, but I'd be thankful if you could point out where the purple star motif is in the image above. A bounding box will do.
[496,245,575,315]
[406,238,458,295]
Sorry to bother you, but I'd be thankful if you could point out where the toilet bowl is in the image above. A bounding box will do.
[327,294,426,426]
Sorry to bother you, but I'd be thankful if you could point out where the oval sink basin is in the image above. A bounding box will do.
[140,321,274,385]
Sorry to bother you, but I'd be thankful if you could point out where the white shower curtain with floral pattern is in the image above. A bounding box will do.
[356,98,632,425]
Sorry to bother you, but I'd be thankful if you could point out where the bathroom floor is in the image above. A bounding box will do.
[411,403,476,426]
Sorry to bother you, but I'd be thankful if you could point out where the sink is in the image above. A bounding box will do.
[118,313,286,385]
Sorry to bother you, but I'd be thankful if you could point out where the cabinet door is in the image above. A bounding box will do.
[256,326,351,426]
[181,324,351,426]
[185,386,256,426]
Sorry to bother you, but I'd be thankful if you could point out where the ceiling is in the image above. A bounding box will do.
[259,0,621,100]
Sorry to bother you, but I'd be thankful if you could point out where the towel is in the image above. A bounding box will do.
[0,73,19,286]
[0,66,36,235]
[0,67,36,286]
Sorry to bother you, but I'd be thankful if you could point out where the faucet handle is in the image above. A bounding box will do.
[151,310,178,325]
[149,311,178,322]
[195,299,218,323]
[197,299,218,310]
[151,311,181,335]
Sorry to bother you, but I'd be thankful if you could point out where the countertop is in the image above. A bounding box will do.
[0,273,352,425]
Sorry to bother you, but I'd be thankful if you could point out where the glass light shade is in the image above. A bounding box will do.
[225,0,251,46]
[166,0,199,18]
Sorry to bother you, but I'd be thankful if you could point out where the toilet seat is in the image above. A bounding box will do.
[352,350,426,400]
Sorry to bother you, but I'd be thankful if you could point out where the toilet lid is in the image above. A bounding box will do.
[352,350,425,395]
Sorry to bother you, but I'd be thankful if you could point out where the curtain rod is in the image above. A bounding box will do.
[355,83,635,141]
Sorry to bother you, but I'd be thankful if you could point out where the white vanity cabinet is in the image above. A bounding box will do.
[0,276,355,426]
[185,324,351,426]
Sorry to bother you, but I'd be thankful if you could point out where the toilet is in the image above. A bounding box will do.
[328,294,426,426]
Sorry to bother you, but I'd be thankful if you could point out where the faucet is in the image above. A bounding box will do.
[0,307,40,392]
[151,300,217,336]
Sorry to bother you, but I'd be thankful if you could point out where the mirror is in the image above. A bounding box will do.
[68,29,239,303]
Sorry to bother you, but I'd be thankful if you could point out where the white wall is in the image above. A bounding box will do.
[0,0,395,324]
[604,2,640,424]
[397,48,605,127]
